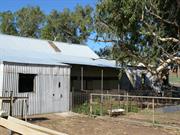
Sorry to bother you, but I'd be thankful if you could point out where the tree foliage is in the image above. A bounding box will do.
[95,1,180,71]
[95,46,112,58]
[16,6,45,38]
[0,11,17,35]
[0,5,93,44]
[41,5,93,44]
[0,7,44,38]
[94,0,180,91]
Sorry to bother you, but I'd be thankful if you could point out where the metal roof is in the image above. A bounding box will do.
[0,34,118,68]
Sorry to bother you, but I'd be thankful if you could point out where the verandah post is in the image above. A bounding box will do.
[81,66,84,91]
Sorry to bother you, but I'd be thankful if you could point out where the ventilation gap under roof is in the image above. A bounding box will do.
[48,41,61,52]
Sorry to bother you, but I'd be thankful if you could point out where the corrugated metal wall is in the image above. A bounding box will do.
[2,62,70,116]
[0,62,4,110]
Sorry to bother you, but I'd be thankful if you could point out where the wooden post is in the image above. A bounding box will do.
[100,94,103,116]
[119,95,121,108]
[21,100,24,120]
[72,87,74,111]
[130,97,132,112]
[81,67,84,91]
[10,91,13,117]
[9,91,14,135]
[25,99,28,122]
[118,83,120,94]
[110,95,112,116]
[108,94,110,116]
[178,65,180,78]
[100,69,104,116]
[126,93,129,113]
[90,94,92,116]
[152,98,155,125]
[101,69,104,94]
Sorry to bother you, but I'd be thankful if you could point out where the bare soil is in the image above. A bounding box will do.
[123,110,180,127]
[0,113,180,135]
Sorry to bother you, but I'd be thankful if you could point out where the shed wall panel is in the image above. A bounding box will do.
[2,63,70,116]
[0,63,3,110]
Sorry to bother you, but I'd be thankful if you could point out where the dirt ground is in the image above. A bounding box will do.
[0,112,180,135]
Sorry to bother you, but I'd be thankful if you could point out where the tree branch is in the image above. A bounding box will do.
[141,21,180,43]
[97,17,115,32]
[148,11,179,27]
[120,44,156,75]
[88,37,116,43]
[146,3,179,28]
[156,57,180,72]
[152,32,180,43]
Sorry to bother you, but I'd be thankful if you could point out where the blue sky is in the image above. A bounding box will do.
[0,0,111,51]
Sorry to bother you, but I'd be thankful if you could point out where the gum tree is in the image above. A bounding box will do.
[95,0,180,92]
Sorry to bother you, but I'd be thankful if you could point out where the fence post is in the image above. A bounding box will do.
[72,87,74,111]
[100,94,103,116]
[126,93,129,113]
[9,91,13,117]
[21,99,24,120]
[152,98,155,125]
[119,95,121,108]
[110,95,112,116]
[90,94,92,116]
[25,99,28,122]
[130,97,132,112]
[9,91,14,135]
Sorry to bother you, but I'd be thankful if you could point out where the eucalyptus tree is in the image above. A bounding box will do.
[0,11,17,35]
[95,0,180,92]
[41,5,93,44]
[95,46,112,58]
[16,6,45,38]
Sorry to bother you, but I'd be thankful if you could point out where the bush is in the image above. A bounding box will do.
[73,100,140,116]
[73,102,90,115]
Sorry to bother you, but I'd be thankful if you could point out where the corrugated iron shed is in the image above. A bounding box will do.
[0,34,118,68]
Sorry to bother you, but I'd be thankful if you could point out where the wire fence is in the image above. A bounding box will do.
[90,93,180,129]
[70,91,90,113]
[70,88,178,108]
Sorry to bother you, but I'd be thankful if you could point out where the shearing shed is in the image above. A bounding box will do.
[0,34,120,115]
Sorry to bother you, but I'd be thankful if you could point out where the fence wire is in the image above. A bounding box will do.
[90,93,180,128]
